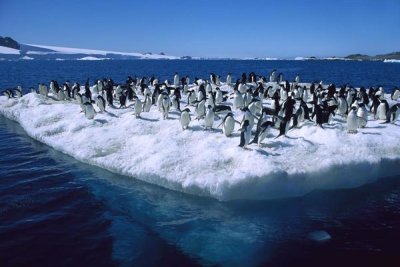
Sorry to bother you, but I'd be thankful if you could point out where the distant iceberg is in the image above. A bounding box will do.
[77,56,110,61]
[383,59,400,63]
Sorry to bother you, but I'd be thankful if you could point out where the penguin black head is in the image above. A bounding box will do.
[182,108,191,113]
[358,103,365,107]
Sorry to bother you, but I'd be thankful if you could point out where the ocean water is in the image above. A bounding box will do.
[1,60,400,266]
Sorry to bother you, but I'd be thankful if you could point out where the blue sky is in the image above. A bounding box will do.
[0,0,399,58]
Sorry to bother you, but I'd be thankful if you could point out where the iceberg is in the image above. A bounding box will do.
[0,83,399,201]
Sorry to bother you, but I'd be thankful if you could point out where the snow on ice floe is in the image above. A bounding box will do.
[0,83,399,201]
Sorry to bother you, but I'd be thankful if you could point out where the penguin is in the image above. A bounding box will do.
[157,92,164,111]
[391,88,400,100]
[385,103,400,123]
[357,103,368,128]
[376,99,389,120]
[133,96,142,118]
[14,86,22,97]
[143,94,152,112]
[195,99,206,120]
[57,88,66,101]
[240,107,256,130]
[171,95,180,111]
[238,120,252,148]
[3,90,11,98]
[180,108,191,130]
[204,105,215,130]
[83,102,96,120]
[238,82,247,94]
[215,87,223,104]
[337,94,348,116]
[269,69,277,82]
[173,72,180,86]
[217,112,235,137]
[161,94,171,120]
[347,106,358,133]
[119,91,127,108]
[96,95,106,112]
[251,121,274,147]
[187,90,197,106]
[226,73,232,86]
[233,90,244,109]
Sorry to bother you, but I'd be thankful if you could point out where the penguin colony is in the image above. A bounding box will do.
[3,71,400,149]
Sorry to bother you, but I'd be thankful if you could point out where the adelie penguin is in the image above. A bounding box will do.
[83,102,96,120]
[204,105,215,130]
[385,103,400,123]
[238,120,252,148]
[347,106,358,133]
[133,96,142,118]
[180,108,191,130]
[376,99,389,120]
[356,103,368,128]
[391,88,400,101]
[96,95,106,112]
[250,121,274,147]
[217,112,236,137]
[161,94,171,120]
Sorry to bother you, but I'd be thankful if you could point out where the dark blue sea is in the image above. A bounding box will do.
[1,60,400,267]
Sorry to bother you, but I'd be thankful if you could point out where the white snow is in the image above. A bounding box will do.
[384,59,400,63]
[0,46,20,54]
[24,43,179,59]
[77,56,110,61]
[0,83,399,201]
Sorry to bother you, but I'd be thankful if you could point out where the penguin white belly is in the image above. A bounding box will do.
[376,104,386,120]
[180,112,190,129]
[157,94,163,111]
[162,101,170,119]
[134,101,142,117]
[84,103,95,119]
[393,90,400,100]
[144,100,151,112]
[197,91,204,101]
[258,128,270,146]
[216,91,223,104]
[96,98,105,112]
[223,117,235,137]
[196,102,205,119]
[244,127,251,146]
[204,110,214,129]
[347,111,358,133]
[357,107,368,128]
[58,90,66,101]
[233,95,244,109]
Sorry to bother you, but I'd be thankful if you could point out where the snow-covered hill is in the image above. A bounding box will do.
[0,43,179,60]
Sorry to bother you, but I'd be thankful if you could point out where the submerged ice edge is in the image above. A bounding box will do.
[0,92,399,201]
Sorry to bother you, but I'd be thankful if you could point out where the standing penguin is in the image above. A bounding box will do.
[385,103,400,123]
[162,94,171,120]
[233,90,244,110]
[391,88,400,100]
[251,121,274,147]
[143,94,152,112]
[173,73,180,86]
[356,103,368,128]
[195,99,206,120]
[133,96,142,118]
[218,112,235,137]
[238,120,252,148]
[83,102,96,119]
[347,106,358,133]
[180,108,191,130]
[376,99,389,120]
[96,95,106,112]
[204,105,215,130]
